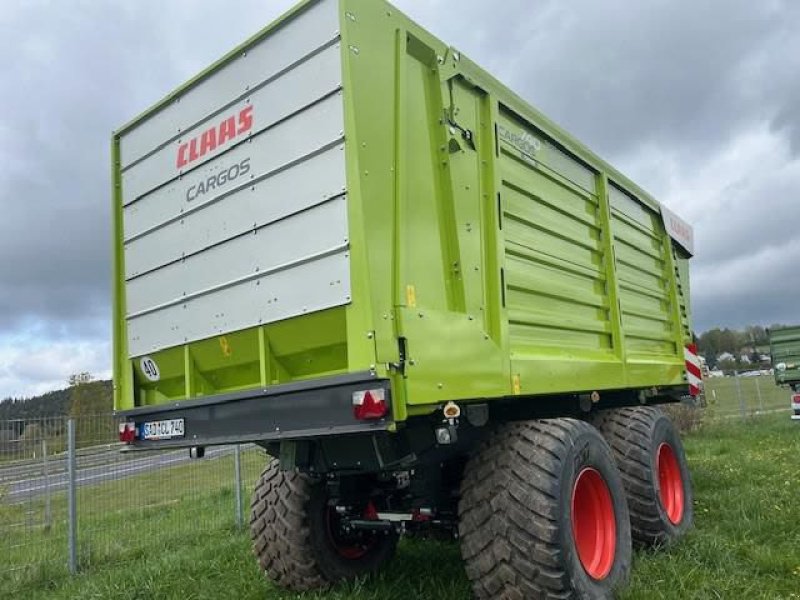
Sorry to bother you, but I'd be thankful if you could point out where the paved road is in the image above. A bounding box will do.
[2,445,237,503]
[0,445,130,481]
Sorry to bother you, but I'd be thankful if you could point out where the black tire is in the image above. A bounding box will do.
[249,461,398,591]
[459,418,632,599]
[591,406,693,546]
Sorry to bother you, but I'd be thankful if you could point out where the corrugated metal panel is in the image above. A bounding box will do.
[119,0,347,357]
[126,195,348,316]
[124,144,345,276]
[609,184,677,357]
[498,111,611,355]
[119,0,340,168]
[122,91,345,277]
[770,327,800,385]
[497,119,597,195]
[127,251,350,357]
[121,42,343,206]
[770,328,800,362]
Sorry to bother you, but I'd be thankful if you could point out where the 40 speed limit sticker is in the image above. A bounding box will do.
[140,356,160,382]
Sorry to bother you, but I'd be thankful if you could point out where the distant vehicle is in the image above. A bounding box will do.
[767,326,800,420]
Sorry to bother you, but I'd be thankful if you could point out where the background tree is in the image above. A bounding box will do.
[68,375,114,446]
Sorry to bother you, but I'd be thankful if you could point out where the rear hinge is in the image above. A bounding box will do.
[389,337,408,376]
[446,117,475,151]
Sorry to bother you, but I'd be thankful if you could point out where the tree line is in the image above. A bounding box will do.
[0,375,114,453]
[696,325,785,369]
[0,375,112,423]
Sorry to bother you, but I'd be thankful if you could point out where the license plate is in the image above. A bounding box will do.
[141,418,185,440]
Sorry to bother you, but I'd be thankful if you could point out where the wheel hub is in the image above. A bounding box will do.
[571,467,616,580]
[656,442,685,525]
[325,503,380,560]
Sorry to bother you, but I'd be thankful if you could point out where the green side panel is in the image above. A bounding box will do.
[770,326,800,386]
[498,114,609,357]
[341,0,687,402]
[610,185,677,358]
[341,2,509,405]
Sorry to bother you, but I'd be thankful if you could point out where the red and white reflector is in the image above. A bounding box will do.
[791,394,800,407]
[352,389,388,420]
[118,422,137,443]
[684,344,702,397]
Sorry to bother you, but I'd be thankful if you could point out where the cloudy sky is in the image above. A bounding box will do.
[1,0,799,398]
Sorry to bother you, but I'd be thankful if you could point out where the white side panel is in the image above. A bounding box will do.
[119,0,340,168]
[128,251,350,357]
[661,204,694,256]
[122,45,343,206]
[118,0,348,357]
[124,144,345,278]
[126,196,348,316]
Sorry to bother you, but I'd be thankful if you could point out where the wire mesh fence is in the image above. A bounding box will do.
[0,414,267,593]
[0,375,794,593]
[702,373,792,421]
[0,416,68,585]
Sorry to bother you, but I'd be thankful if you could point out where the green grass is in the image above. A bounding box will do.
[619,413,800,599]
[0,447,267,587]
[2,413,799,599]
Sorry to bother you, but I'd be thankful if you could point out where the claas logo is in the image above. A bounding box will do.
[176,106,253,169]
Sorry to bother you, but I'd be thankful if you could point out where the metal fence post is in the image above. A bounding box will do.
[42,438,52,532]
[735,373,745,418]
[755,377,763,413]
[234,444,243,529]
[67,419,78,574]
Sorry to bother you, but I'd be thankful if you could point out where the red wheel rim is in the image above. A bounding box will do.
[571,467,616,580]
[657,442,685,525]
[324,505,378,560]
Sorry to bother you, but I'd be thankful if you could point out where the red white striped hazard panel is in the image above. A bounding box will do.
[684,344,702,396]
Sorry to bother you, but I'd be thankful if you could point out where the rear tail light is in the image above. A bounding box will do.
[792,394,800,405]
[118,422,138,443]
[353,389,388,420]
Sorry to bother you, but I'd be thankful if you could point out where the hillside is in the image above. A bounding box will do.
[0,380,113,422]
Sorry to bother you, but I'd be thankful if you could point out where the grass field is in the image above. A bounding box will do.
[703,374,791,419]
[2,405,798,599]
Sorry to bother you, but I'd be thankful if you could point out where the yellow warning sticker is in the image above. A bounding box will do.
[512,374,521,395]
[219,336,232,357]
[406,284,417,308]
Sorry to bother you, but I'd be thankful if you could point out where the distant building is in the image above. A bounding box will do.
[717,352,735,363]
[698,355,709,376]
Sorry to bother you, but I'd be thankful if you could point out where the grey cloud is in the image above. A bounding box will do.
[692,237,800,329]
[694,166,800,265]
[0,3,160,332]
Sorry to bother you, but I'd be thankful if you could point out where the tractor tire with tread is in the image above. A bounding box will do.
[459,418,632,599]
[591,406,693,546]
[249,461,397,591]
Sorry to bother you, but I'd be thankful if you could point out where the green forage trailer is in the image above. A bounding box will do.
[112,0,698,596]
[768,325,800,420]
